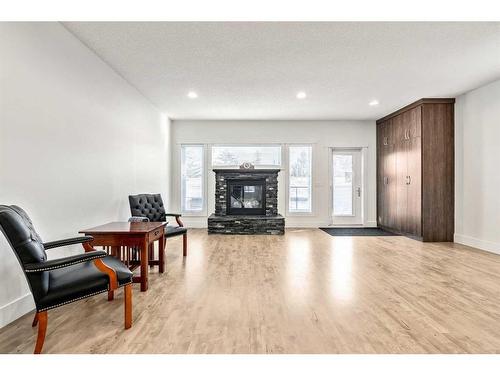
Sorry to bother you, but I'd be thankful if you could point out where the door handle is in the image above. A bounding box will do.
[356,187,361,197]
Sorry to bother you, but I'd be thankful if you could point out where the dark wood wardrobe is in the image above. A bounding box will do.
[376,98,454,242]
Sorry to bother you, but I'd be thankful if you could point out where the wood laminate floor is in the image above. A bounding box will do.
[1,228,500,353]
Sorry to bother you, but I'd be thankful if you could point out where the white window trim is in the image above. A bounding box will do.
[210,143,282,168]
[180,143,207,217]
[286,144,314,216]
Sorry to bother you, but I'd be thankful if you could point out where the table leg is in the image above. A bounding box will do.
[159,234,165,273]
[140,238,149,292]
[149,243,154,268]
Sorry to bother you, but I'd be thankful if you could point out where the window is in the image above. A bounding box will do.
[212,145,281,167]
[181,145,204,213]
[288,145,312,213]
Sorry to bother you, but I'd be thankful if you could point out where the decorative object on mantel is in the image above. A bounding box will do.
[239,162,255,169]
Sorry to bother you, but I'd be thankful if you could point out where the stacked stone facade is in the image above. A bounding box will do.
[208,169,285,235]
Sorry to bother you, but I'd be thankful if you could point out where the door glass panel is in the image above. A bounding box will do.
[333,154,353,216]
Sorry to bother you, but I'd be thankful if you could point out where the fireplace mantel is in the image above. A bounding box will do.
[212,168,282,173]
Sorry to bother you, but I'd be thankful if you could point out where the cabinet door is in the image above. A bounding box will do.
[385,143,397,228]
[385,118,394,145]
[377,146,386,226]
[393,114,406,143]
[377,121,386,148]
[395,140,408,232]
[406,136,422,236]
[408,106,422,139]
[377,124,386,226]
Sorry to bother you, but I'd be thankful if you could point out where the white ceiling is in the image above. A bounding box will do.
[63,22,500,120]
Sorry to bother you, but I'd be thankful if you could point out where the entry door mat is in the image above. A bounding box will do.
[319,227,398,236]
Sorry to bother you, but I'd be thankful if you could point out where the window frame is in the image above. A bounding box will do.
[211,144,282,168]
[180,144,207,216]
[286,144,314,215]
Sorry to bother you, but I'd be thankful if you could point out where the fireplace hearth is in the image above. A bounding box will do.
[208,169,285,235]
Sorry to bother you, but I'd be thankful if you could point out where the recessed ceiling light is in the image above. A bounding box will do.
[296,91,307,99]
[187,91,198,99]
[369,99,379,106]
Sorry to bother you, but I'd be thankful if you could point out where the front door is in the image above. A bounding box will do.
[331,149,363,225]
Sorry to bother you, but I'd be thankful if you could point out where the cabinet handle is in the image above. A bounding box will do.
[384,176,388,185]
[383,136,388,146]
[408,176,411,185]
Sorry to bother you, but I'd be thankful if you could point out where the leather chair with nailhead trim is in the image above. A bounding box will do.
[0,205,133,354]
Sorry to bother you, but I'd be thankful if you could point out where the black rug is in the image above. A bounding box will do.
[319,227,398,236]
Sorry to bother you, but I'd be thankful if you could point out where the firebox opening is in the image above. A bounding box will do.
[227,179,266,215]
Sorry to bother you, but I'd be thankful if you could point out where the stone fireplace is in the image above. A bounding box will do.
[208,169,285,234]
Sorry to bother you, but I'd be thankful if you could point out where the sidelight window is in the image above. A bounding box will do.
[288,145,312,213]
[181,145,204,213]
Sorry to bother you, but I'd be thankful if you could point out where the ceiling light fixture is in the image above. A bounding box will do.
[369,99,379,106]
[187,91,198,99]
[296,91,307,99]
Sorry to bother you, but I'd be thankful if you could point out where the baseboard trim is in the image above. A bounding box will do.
[454,233,500,255]
[0,293,34,329]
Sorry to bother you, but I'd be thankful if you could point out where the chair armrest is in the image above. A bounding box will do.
[43,236,94,250]
[24,250,107,273]
[165,213,183,227]
[128,216,150,222]
[165,213,181,217]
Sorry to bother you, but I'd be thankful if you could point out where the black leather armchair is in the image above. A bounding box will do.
[128,194,188,256]
[0,205,133,354]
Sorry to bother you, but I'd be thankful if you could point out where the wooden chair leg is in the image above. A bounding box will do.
[32,313,38,327]
[124,284,132,329]
[183,233,187,257]
[108,290,115,301]
[34,311,47,354]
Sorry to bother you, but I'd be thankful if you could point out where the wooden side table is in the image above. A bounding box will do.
[79,221,166,292]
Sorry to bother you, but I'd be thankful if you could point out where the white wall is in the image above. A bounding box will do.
[455,78,500,254]
[170,120,376,228]
[0,23,170,327]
